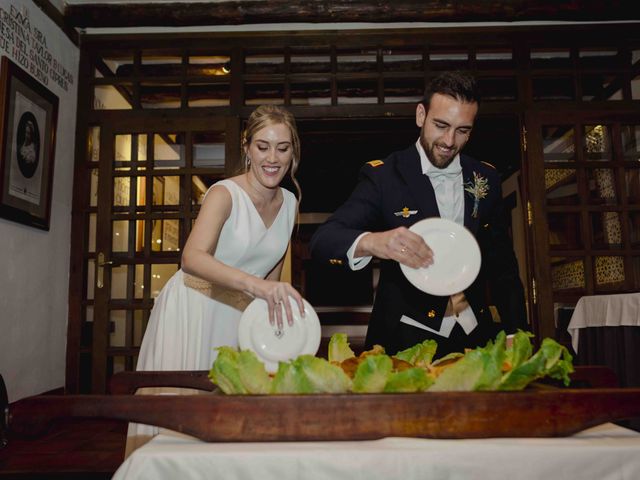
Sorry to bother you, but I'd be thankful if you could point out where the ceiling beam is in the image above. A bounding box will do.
[65,0,639,28]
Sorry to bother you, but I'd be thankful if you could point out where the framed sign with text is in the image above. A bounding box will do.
[0,56,59,230]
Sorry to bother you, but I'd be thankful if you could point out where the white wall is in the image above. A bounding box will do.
[0,2,79,402]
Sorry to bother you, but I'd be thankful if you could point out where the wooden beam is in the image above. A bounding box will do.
[32,0,79,45]
[65,0,639,28]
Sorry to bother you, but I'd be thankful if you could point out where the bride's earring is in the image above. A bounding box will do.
[245,155,251,169]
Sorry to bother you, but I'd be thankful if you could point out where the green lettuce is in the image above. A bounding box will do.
[327,333,355,363]
[384,367,433,393]
[208,347,271,394]
[271,355,352,394]
[352,355,393,393]
[499,337,574,390]
[394,339,438,365]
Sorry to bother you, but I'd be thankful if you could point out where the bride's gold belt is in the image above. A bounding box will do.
[183,272,252,311]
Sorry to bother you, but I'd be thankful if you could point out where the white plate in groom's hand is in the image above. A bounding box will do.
[238,297,321,373]
[400,217,481,296]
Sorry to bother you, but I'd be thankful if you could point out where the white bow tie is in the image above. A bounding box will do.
[425,165,462,180]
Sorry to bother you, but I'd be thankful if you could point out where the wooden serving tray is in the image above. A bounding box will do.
[7,387,640,441]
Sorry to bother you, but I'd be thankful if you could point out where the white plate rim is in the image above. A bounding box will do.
[238,297,321,372]
[400,217,481,296]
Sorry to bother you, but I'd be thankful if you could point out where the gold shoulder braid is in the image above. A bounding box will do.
[183,272,253,311]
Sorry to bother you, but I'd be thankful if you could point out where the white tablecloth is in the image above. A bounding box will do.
[567,293,640,353]
[113,423,640,480]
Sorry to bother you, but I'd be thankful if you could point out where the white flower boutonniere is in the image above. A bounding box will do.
[464,172,489,218]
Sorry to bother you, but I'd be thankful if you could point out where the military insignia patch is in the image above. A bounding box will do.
[394,207,417,218]
[367,160,384,167]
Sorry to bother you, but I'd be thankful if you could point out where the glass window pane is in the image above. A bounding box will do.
[551,257,585,291]
[193,132,225,168]
[134,264,145,299]
[90,169,99,207]
[545,168,578,205]
[88,127,100,163]
[88,213,97,253]
[625,169,640,204]
[547,213,582,249]
[383,78,423,104]
[579,48,622,68]
[154,134,185,169]
[114,134,133,169]
[187,54,231,77]
[533,77,575,101]
[244,52,284,74]
[135,220,146,252]
[109,310,128,347]
[591,211,623,249]
[542,126,575,162]
[87,258,95,300]
[338,79,377,105]
[476,49,514,69]
[428,50,468,70]
[530,49,571,69]
[291,81,332,106]
[622,125,640,160]
[477,77,517,101]
[582,74,624,101]
[141,53,182,72]
[594,256,625,291]
[152,220,181,252]
[108,356,128,375]
[188,82,230,107]
[383,48,423,72]
[94,84,133,110]
[96,54,133,78]
[111,265,128,299]
[584,125,611,160]
[634,256,640,290]
[153,176,181,206]
[337,49,377,73]
[113,177,131,206]
[112,220,130,252]
[137,134,147,162]
[630,212,640,247]
[150,264,179,298]
[82,306,93,347]
[290,48,331,74]
[140,82,181,109]
[587,168,618,205]
[244,83,283,106]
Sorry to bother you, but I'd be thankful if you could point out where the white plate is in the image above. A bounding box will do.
[400,217,481,296]
[238,297,321,373]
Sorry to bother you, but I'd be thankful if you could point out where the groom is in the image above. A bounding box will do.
[310,71,527,357]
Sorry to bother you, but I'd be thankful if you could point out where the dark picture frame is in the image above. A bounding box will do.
[0,56,59,230]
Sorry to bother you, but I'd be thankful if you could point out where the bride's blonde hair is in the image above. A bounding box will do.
[242,105,302,204]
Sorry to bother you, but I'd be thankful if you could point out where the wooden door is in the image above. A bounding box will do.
[76,114,239,393]
[525,112,640,344]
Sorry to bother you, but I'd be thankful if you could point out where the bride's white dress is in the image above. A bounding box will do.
[126,179,296,455]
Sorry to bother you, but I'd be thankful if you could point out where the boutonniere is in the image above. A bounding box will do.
[464,172,489,218]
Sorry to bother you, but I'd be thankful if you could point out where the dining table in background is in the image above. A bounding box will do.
[567,293,640,387]
[112,423,640,480]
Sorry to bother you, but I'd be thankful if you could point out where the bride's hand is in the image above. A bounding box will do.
[248,279,305,331]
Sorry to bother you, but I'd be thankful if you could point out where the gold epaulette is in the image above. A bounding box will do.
[367,159,384,167]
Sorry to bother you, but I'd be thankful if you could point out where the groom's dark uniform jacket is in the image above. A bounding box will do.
[310,145,527,357]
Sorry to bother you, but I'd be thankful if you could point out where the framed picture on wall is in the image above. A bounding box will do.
[0,56,59,230]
